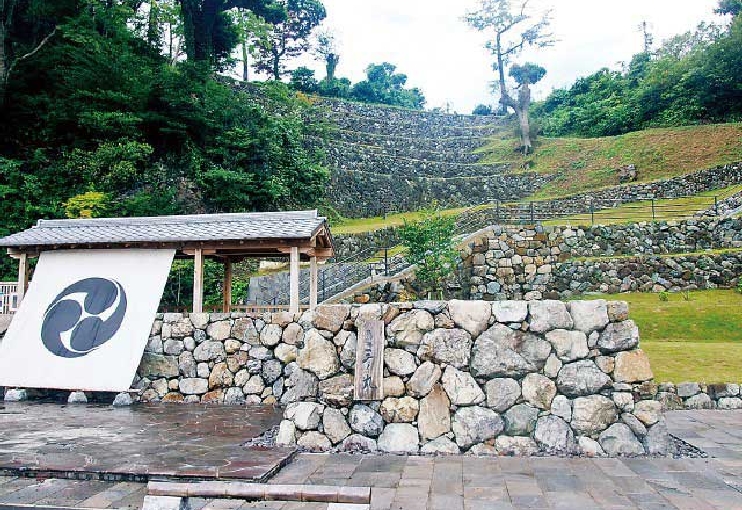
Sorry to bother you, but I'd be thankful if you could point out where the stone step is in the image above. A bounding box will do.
[147,481,371,504]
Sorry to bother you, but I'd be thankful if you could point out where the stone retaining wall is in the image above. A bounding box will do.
[657,382,742,410]
[134,302,668,456]
[463,219,742,300]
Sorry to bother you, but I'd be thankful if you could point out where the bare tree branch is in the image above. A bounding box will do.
[6,25,58,78]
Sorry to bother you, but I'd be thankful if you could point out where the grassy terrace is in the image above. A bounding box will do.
[577,290,742,383]
[477,123,742,198]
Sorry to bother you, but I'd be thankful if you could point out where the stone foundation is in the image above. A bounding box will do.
[134,301,668,456]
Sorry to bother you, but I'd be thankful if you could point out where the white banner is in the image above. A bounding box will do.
[0,249,174,392]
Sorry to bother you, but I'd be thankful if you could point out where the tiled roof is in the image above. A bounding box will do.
[0,211,329,248]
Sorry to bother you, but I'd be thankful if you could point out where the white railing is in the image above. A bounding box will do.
[0,282,18,314]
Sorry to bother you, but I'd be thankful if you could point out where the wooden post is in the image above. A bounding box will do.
[309,256,318,311]
[193,248,203,314]
[16,253,28,304]
[222,258,232,313]
[289,246,300,313]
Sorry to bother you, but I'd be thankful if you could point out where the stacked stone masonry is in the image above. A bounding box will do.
[307,98,554,217]
[134,301,668,456]
[657,382,742,410]
[463,218,742,300]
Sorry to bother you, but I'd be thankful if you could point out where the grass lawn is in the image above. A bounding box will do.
[577,289,742,383]
[477,123,742,198]
[331,206,478,235]
[542,184,742,226]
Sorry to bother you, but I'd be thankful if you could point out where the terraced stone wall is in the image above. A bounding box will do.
[133,301,667,456]
[463,218,742,300]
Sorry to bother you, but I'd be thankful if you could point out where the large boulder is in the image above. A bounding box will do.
[556,360,612,397]
[281,367,319,404]
[598,321,639,353]
[384,349,417,376]
[406,362,442,397]
[452,406,504,449]
[297,329,340,380]
[571,395,617,435]
[528,301,573,334]
[598,423,645,455]
[138,353,179,378]
[448,300,492,337]
[206,320,231,341]
[417,328,472,369]
[569,300,609,333]
[387,310,434,348]
[470,324,535,378]
[504,404,539,436]
[521,373,556,410]
[442,366,484,406]
[380,396,419,423]
[485,378,521,412]
[633,400,662,426]
[260,324,282,347]
[534,415,575,452]
[421,436,460,454]
[349,405,384,437]
[313,305,350,333]
[297,431,332,450]
[193,341,226,362]
[613,350,653,383]
[418,385,451,441]
[491,301,528,323]
[377,424,420,453]
[545,330,588,362]
[318,374,354,407]
[323,407,351,445]
[285,402,323,431]
[643,418,669,455]
[496,436,538,456]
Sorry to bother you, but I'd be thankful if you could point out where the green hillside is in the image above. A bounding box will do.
[477,123,742,199]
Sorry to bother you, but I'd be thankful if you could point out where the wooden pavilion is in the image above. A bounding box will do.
[0,211,334,314]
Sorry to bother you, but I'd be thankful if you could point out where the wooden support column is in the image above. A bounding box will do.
[222,258,232,313]
[289,246,300,314]
[16,253,28,304]
[193,248,203,314]
[309,256,318,311]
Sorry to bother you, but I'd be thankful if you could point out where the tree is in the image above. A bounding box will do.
[508,63,545,151]
[717,0,742,17]
[465,0,554,152]
[351,62,425,109]
[177,0,284,65]
[229,8,272,80]
[289,65,318,92]
[472,104,494,115]
[253,0,326,80]
[399,208,459,298]
[314,27,339,81]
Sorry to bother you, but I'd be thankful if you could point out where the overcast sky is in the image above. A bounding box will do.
[292,0,724,113]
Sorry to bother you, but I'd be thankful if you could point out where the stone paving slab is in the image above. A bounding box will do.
[0,402,293,481]
[1,409,742,509]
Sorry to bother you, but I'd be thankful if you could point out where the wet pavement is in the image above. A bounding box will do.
[0,402,293,481]
[0,406,741,509]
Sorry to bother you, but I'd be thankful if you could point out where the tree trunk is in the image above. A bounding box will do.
[0,19,7,106]
[241,39,248,81]
[516,106,531,154]
[516,82,533,154]
[271,47,280,80]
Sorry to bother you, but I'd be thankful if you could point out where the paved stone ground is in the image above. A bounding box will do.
[1,409,741,509]
[0,402,292,481]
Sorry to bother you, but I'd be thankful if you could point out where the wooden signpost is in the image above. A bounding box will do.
[354,320,384,401]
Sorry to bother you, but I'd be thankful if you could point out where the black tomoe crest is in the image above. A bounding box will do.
[41,278,127,358]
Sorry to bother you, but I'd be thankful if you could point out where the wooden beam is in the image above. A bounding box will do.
[289,246,300,314]
[222,258,232,313]
[309,256,318,310]
[17,253,28,304]
[193,248,203,314]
